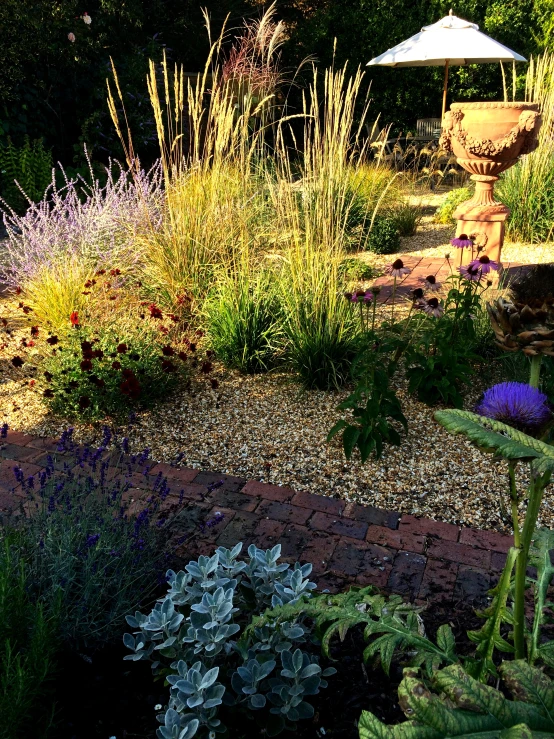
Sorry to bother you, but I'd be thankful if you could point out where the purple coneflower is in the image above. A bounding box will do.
[422,274,440,291]
[451,233,474,249]
[469,255,499,274]
[419,297,444,318]
[476,382,552,432]
[350,290,372,304]
[385,259,411,278]
[459,264,482,282]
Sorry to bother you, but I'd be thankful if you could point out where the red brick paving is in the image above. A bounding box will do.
[0,428,524,606]
[373,256,523,303]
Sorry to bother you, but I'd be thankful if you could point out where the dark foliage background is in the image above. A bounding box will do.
[0,0,550,168]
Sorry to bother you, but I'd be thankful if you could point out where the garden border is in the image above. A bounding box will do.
[0,429,513,605]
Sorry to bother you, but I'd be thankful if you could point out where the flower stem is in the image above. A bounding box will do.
[512,466,549,660]
[529,354,542,388]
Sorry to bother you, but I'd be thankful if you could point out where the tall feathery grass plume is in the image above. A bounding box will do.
[498,51,554,243]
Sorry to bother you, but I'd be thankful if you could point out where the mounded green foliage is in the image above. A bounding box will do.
[433,187,472,224]
[359,661,554,738]
[366,216,400,254]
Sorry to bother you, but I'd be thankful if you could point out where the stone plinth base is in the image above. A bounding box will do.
[453,207,509,265]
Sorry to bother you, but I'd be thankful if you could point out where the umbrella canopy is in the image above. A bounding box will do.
[367,10,526,117]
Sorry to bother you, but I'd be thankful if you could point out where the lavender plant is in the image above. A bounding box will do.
[1,426,191,651]
[0,153,162,326]
[124,542,336,737]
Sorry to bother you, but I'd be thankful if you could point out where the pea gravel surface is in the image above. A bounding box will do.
[2,213,554,534]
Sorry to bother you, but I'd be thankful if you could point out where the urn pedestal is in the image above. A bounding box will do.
[440,101,541,265]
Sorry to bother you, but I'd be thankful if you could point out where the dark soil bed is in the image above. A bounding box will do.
[50,599,482,739]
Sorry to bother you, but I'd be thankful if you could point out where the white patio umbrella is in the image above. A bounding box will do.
[367,10,526,118]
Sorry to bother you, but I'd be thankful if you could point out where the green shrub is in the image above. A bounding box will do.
[206,269,281,374]
[0,136,52,213]
[433,186,472,224]
[40,320,188,421]
[338,257,380,282]
[366,216,400,254]
[0,534,58,738]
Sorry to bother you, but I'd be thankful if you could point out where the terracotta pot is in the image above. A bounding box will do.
[440,101,541,214]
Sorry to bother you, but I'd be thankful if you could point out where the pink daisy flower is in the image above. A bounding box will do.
[459,264,482,282]
[469,255,499,274]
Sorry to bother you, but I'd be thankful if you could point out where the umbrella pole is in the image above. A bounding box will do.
[442,60,449,119]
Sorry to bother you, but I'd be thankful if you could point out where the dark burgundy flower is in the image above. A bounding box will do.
[81,341,93,353]
[112,361,122,370]
[80,359,93,372]
[162,345,175,356]
[161,359,176,373]
[206,350,214,358]
[189,343,196,352]
[122,368,136,379]
[92,349,104,360]
[46,335,59,346]
[89,375,105,388]
[158,326,169,335]
[130,353,140,361]
[22,305,32,314]
[178,351,188,361]
[68,380,79,389]
[44,371,53,382]
[30,326,39,337]
[110,268,121,276]
[11,356,24,368]
[148,304,163,319]
[120,376,141,398]
[1,318,7,326]
[43,389,54,398]
[70,311,79,326]
[15,287,21,295]
[96,269,106,276]
[117,343,128,354]
[210,378,219,389]
[78,396,91,410]
[201,361,213,374]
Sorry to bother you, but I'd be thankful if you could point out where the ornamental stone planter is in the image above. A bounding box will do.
[440,101,541,263]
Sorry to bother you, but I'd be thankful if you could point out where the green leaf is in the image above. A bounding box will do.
[528,529,554,666]
[500,661,554,725]
[327,419,347,441]
[343,425,361,459]
[466,547,518,680]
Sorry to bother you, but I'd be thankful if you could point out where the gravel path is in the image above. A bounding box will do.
[1,204,554,534]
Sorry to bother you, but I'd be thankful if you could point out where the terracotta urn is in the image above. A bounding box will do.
[440,101,541,214]
[439,102,541,263]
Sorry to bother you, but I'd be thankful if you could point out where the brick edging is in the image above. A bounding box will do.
[0,432,513,604]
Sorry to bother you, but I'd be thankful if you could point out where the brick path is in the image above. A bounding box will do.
[0,430,513,607]
[372,255,522,302]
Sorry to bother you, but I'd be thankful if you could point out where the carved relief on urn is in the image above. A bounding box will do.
[439,102,541,263]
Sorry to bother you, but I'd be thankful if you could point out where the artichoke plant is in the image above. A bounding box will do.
[487,264,554,358]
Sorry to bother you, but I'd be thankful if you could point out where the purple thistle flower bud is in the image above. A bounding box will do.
[475,382,552,433]
[122,437,129,454]
[13,466,24,484]
[0,423,8,439]
[206,480,224,493]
